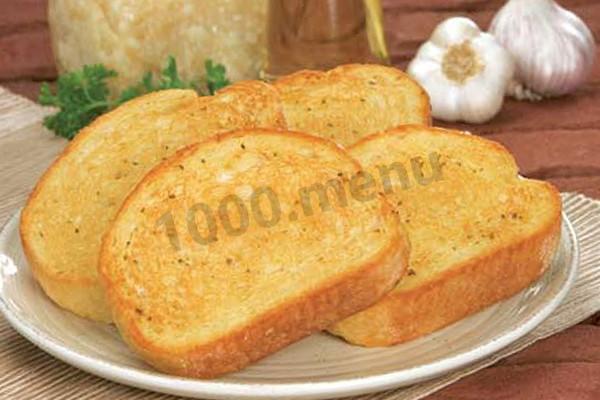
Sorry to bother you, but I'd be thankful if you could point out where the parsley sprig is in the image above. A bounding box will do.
[205,59,231,95]
[39,56,230,140]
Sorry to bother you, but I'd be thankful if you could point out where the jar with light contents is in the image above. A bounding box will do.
[262,0,390,79]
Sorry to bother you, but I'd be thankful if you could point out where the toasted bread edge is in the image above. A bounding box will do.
[328,127,563,346]
[328,194,561,346]
[274,63,432,127]
[19,90,199,322]
[332,63,432,126]
[99,129,410,377]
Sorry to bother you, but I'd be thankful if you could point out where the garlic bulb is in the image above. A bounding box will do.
[490,0,595,99]
[408,17,514,124]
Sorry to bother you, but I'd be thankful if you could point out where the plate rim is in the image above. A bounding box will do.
[0,210,579,400]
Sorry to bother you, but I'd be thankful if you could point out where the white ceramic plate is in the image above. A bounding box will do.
[0,210,578,400]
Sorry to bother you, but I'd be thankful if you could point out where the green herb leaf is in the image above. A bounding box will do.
[39,65,116,140]
[157,56,187,90]
[115,56,198,106]
[39,56,230,140]
[205,59,231,95]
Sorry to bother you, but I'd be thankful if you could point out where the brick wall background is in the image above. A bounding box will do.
[1,0,598,98]
[1,0,599,200]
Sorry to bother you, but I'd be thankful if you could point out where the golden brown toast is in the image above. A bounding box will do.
[329,126,561,346]
[20,82,285,322]
[274,64,431,147]
[99,129,409,377]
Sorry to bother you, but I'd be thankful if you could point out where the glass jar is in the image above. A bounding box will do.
[48,0,268,93]
[262,0,389,79]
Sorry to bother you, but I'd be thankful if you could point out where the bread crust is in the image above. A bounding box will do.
[275,64,431,146]
[324,64,432,127]
[329,194,560,346]
[99,129,410,377]
[329,126,562,346]
[20,83,286,322]
[21,90,195,322]
[110,226,407,377]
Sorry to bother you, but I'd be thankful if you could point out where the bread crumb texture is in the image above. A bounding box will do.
[99,130,408,377]
[20,82,285,322]
[330,126,561,346]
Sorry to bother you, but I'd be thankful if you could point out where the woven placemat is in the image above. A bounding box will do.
[1,87,599,400]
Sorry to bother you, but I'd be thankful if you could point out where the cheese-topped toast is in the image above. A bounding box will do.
[99,129,408,377]
[329,126,561,346]
[274,64,431,147]
[20,82,285,322]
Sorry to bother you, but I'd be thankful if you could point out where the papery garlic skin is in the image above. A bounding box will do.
[408,17,514,124]
[490,0,595,98]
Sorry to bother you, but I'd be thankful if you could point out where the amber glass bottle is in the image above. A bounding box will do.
[262,0,389,79]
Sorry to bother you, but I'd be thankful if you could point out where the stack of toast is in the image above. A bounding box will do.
[20,64,561,377]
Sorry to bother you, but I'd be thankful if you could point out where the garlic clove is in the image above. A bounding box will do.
[408,58,440,78]
[429,82,463,122]
[416,42,446,64]
[490,0,595,98]
[469,35,515,86]
[430,17,481,48]
[408,17,514,124]
[408,58,453,115]
[460,84,505,124]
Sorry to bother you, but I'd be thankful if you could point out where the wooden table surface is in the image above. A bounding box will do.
[1,0,599,399]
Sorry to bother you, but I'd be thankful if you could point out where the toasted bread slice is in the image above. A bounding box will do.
[329,126,561,346]
[99,129,409,377]
[274,64,431,147]
[20,82,286,322]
